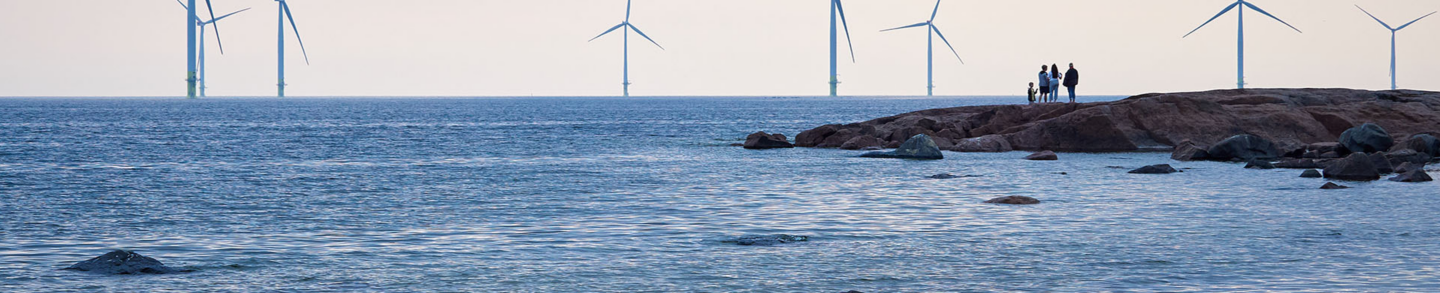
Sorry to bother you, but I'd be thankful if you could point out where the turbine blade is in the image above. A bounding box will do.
[1183,2,1239,38]
[1355,5,1394,30]
[589,23,626,42]
[627,24,664,50]
[881,22,929,32]
[835,0,855,63]
[932,25,963,64]
[177,0,188,11]
[626,0,632,22]
[1242,2,1302,33]
[1395,11,1437,30]
[283,2,310,65]
[930,0,941,22]
[205,0,223,54]
[205,8,251,24]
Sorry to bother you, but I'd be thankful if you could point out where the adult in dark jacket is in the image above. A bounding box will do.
[1063,63,1079,103]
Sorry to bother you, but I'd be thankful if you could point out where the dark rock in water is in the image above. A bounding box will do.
[928,173,980,179]
[743,131,794,149]
[859,134,943,160]
[64,250,183,275]
[951,134,1013,152]
[1171,140,1210,161]
[840,135,884,150]
[1394,162,1422,174]
[1129,164,1179,174]
[1403,134,1440,156]
[1307,142,1345,156]
[1320,182,1350,190]
[1024,150,1058,161]
[1244,160,1276,169]
[1274,158,1322,169]
[1339,123,1394,153]
[985,196,1040,205]
[795,125,838,147]
[1389,169,1434,182]
[723,234,809,246]
[1369,153,1395,174]
[841,291,865,293]
[1386,149,1433,167]
[1206,134,1281,161]
[1323,153,1381,181]
[1300,169,1322,178]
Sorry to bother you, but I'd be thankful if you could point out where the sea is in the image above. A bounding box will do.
[1,96,1437,292]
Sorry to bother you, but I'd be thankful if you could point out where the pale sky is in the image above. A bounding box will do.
[1,0,1437,97]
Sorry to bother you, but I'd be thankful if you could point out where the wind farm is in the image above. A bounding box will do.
[179,0,249,98]
[880,0,963,97]
[1355,5,1436,90]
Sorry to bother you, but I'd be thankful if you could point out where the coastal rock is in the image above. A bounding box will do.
[1244,160,1276,169]
[1386,149,1433,166]
[64,250,182,275]
[859,134,943,160]
[952,135,1013,152]
[1307,142,1345,156]
[1394,162,1421,174]
[1300,169,1322,178]
[840,136,884,150]
[984,196,1040,205]
[818,129,859,148]
[1171,140,1210,161]
[1275,159,1322,169]
[1370,153,1395,174]
[1389,169,1434,182]
[743,132,793,149]
[1206,134,1281,162]
[929,173,968,179]
[795,125,838,147]
[1024,150,1058,161]
[1129,164,1180,174]
[1339,123,1394,153]
[723,234,809,246]
[1403,134,1440,156]
[1323,153,1381,181]
[1320,182,1350,190]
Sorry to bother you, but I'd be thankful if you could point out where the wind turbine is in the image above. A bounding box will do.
[179,0,249,98]
[1356,5,1436,90]
[589,0,664,97]
[184,0,219,99]
[881,0,963,96]
[828,0,856,97]
[1183,0,1301,89]
[275,0,310,98]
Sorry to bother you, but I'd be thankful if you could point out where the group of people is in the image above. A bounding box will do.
[1029,63,1079,104]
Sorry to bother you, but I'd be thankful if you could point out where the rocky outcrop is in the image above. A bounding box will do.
[1129,164,1180,174]
[1244,160,1276,169]
[859,134,943,160]
[1403,134,1440,156]
[743,132,793,149]
[1300,169,1322,178]
[791,89,1440,152]
[952,134,1013,152]
[840,136,884,150]
[1394,162,1422,174]
[1386,149,1433,166]
[1323,153,1381,181]
[1320,182,1350,189]
[1275,159,1322,169]
[1024,150,1058,161]
[723,234,809,246]
[985,196,1041,205]
[1339,123,1394,153]
[64,250,183,275]
[1207,134,1281,161]
[1171,140,1210,161]
[1389,169,1434,182]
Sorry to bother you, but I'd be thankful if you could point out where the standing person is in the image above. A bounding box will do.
[1038,65,1050,102]
[1063,63,1080,103]
[1027,82,1037,104]
[1049,64,1061,103]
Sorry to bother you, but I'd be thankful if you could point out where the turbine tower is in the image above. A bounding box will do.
[180,0,248,98]
[276,0,310,98]
[1356,5,1436,90]
[589,0,664,97]
[881,0,963,96]
[185,0,219,99]
[1183,0,1301,89]
[828,0,855,97]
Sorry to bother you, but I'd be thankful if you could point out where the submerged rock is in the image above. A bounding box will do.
[1323,153,1381,181]
[859,134,943,160]
[1274,159,1322,169]
[984,196,1040,205]
[1024,150,1058,161]
[1206,134,1281,162]
[1129,164,1180,174]
[743,131,794,149]
[1339,123,1394,154]
[928,173,980,179]
[1389,169,1434,182]
[723,234,809,246]
[1244,160,1276,169]
[1320,182,1350,190]
[1300,169,1322,178]
[64,250,183,275]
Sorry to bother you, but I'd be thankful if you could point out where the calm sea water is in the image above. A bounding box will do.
[1,96,1437,292]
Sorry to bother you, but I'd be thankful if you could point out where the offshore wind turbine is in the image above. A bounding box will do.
[275,0,310,98]
[184,0,219,99]
[881,0,963,96]
[1356,5,1436,90]
[1183,0,1302,89]
[588,0,664,97]
[828,0,856,97]
[179,0,249,97]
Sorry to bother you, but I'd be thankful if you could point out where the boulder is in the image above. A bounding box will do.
[952,134,1013,152]
[1307,142,1345,156]
[1386,149,1433,166]
[1403,134,1440,156]
[64,250,183,275]
[722,234,809,246]
[1171,140,1210,161]
[817,129,859,148]
[1300,169,1322,178]
[1389,169,1434,182]
[1394,162,1421,174]
[1338,123,1394,153]
[839,136,884,150]
[985,196,1041,205]
[1244,160,1276,169]
[743,132,794,149]
[1274,159,1322,169]
[1129,164,1180,174]
[1320,182,1350,190]
[794,125,837,147]
[1323,153,1381,181]
[1206,134,1281,161]
[1370,153,1395,174]
[859,134,943,160]
[1024,150,1058,161]
[935,128,965,140]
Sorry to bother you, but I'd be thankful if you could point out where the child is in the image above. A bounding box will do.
[1027,82,1037,104]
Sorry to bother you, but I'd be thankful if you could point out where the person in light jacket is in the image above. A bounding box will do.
[1037,65,1050,102]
